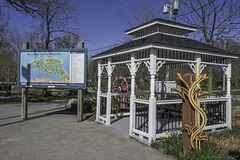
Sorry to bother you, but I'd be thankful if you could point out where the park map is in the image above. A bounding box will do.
[22,57,69,83]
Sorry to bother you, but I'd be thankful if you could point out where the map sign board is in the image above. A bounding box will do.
[17,49,87,89]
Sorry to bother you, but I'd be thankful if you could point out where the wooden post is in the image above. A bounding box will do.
[182,73,195,154]
[21,42,29,119]
[77,42,84,122]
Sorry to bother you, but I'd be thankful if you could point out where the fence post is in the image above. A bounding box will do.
[77,42,84,122]
[21,42,29,119]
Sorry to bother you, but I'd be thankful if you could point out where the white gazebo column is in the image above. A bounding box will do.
[96,61,103,122]
[127,52,140,135]
[148,49,157,143]
[226,59,232,129]
[106,57,115,125]
[195,55,201,127]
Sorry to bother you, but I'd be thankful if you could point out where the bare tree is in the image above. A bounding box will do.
[23,29,45,49]
[5,0,83,49]
[0,7,9,49]
[178,0,240,94]
[179,0,240,45]
[54,34,80,49]
[128,3,159,28]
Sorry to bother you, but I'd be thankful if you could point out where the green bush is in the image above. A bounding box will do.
[70,97,96,114]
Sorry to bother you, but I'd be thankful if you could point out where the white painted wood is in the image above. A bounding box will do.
[200,98,228,102]
[133,128,149,138]
[157,57,195,63]
[110,112,130,118]
[129,52,137,135]
[134,99,150,104]
[156,99,182,105]
[93,43,238,60]
[126,21,197,35]
[148,48,157,143]
[226,59,232,129]
[96,61,102,121]
[106,57,114,125]
[99,93,107,97]
[132,31,190,41]
[196,54,201,78]
[201,61,228,67]
[203,123,228,131]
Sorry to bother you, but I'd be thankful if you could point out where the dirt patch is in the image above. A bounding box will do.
[210,106,240,159]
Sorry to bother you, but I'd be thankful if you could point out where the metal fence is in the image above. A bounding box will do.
[156,103,182,134]
[111,94,130,115]
[201,100,226,126]
[100,96,107,118]
[135,102,149,133]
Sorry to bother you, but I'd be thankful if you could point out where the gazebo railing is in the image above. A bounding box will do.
[156,99,182,135]
[98,94,107,123]
[133,98,149,139]
[155,97,228,138]
[156,99,182,138]
[111,93,130,118]
[98,92,229,141]
[201,97,228,131]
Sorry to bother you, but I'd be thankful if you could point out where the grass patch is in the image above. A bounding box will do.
[184,141,235,160]
[29,95,72,102]
[152,133,183,159]
[152,134,236,160]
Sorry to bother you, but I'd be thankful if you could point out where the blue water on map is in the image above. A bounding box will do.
[22,68,66,81]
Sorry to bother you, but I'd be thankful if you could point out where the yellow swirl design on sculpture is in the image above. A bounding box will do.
[173,73,209,150]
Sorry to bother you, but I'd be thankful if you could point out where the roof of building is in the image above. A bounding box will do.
[125,18,198,35]
[93,33,238,59]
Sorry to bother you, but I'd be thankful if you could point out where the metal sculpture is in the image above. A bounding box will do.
[172,73,209,150]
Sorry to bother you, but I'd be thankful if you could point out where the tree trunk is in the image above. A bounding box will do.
[207,66,213,95]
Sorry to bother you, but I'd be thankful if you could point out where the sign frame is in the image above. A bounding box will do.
[17,49,87,89]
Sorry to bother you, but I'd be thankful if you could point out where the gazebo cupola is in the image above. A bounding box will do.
[93,18,238,144]
[125,18,197,40]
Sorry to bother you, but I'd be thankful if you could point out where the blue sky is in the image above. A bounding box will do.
[5,0,184,57]
[79,0,169,56]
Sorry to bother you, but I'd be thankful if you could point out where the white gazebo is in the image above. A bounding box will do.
[92,18,238,144]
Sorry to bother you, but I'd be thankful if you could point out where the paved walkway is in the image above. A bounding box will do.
[0,101,173,160]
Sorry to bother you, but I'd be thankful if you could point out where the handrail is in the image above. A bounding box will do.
[156,99,182,105]
[200,97,228,102]
[134,98,149,104]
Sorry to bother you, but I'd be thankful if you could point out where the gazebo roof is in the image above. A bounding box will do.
[93,33,238,59]
[125,18,197,35]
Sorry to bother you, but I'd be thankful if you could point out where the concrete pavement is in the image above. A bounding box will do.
[0,101,173,160]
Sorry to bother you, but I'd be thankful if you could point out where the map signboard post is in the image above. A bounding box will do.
[17,49,87,89]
